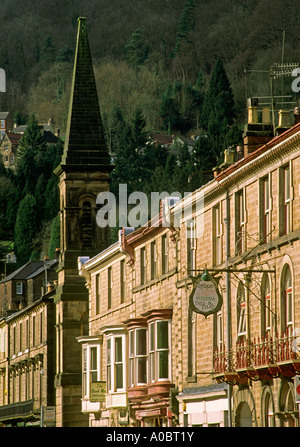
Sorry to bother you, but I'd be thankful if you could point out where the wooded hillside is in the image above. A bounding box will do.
[0,0,299,268]
[0,0,299,133]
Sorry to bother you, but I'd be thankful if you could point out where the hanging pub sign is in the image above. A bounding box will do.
[189,270,223,317]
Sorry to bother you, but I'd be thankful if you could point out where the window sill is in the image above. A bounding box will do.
[231,228,300,264]
[133,268,177,293]
[106,391,127,409]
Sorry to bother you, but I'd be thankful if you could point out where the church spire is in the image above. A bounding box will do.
[58,17,111,172]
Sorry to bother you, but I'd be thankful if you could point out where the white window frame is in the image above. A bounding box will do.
[148,319,171,383]
[107,267,112,309]
[106,333,126,393]
[283,164,292,235]
[213,203,222,265]
[150,241,157,281]
[281,266,293,336]
[16,282,23,295]
[260,174,272,243]
[236,189,247,253]
[187,218,196,272]
[261,275,271,337]
[161,234,168,275]
[140,246,147,285]
[216,311,223,350]
[82,343,101,399]
[120,259,126,303]
[129,327,147,387]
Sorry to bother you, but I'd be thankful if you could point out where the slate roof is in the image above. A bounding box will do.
[1,261,45,282]
[0,112,9,120]
[26,259,58,279]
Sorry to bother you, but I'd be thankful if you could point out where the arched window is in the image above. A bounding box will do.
[82,201,92,248]
[237,282,246,340]
[281,265,293,335]
[235,402,252,427]
[262,388,275,427]
[279,382,297,427]
[261,274,271,337]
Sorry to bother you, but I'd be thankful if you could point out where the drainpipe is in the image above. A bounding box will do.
[224,191,232,427]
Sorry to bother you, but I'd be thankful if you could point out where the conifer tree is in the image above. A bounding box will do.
[124,29,149,69]
[17,114,45,159]
[173,0,195,56]
[14,194,41,266]
[48,214,60,259]
[201,58,239,162]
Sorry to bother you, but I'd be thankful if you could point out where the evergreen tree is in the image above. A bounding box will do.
[17,114,45,159]
[0,175,19,239]
[110,109,148,197]
[160,83,182,133]
[41,36,56,65]
[16,148,39,196]
[201,58,235,132]
[189,135,215,190]
[173,0,195,56]
[124,29,149,69]
[201,58,239,162]
[44,173,59,221]
[48,214,60,259]
[14,194,41,266]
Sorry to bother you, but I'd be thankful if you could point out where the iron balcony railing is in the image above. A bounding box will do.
[213,330,300,377]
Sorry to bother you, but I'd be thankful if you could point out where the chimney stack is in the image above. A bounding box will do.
[243,98,274,157]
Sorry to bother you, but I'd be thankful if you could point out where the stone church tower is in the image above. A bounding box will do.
[53,17,113,427]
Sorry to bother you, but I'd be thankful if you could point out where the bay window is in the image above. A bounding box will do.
[129,328,147,387]
[105,330,126,393]
[149,319,170,382]
[81,342,101,399]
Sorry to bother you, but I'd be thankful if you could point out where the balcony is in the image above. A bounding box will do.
[0,399,36,425]
[213,331,300,384]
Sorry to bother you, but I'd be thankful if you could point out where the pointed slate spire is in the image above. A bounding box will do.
[59,17,112,172]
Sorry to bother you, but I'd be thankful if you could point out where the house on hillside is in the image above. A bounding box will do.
[0,119,61,170]
[0,112,13,141]
[0,131,22,169]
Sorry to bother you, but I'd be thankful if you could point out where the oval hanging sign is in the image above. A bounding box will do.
[189,270,223,317]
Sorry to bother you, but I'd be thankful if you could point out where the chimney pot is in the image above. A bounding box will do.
[278,110,290,128]
[294,107,300,125]
[262,107,271,124]
[248,106,258,124]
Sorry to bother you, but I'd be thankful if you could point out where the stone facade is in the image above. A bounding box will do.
[52,17,112,427]
[0,17,112,427]
[78,107,300,428]
[0,260,58,316]
[0,292,55,426]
